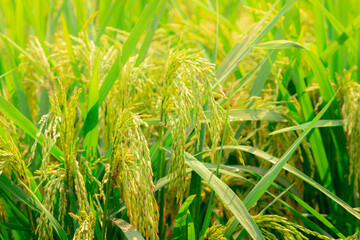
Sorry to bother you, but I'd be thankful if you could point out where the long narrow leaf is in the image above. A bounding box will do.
[269,119,344,135]
[163,148,265,240]
[0,175,67,240]
[0,96,63,161]
[226,91,337,237]
[111,218,144,240]
[173,195,196,240]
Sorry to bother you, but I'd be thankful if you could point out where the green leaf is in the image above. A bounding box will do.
[163,148,265,240]
[0,190,30,227]
[83,54,100,158]
[310,0,356,52]
[0,96,64,161]
[269,119,344,135]
[120,0,160,65]
[304,51,335,105]
[187,211,196,240]
[61,14,81,78]
[144,109,286,125]
[225,91,338,237]
[174,195,196,240]
[218,145,360,222]
[245,92,335,210]
[111,218,144,240]
[215,0,297,83]
[95,0,123,44]
[0,221,30,231]
[0,174,67,240]
[79,0,163,141]
[98,54,121,106]
[219,109,286,122]
[211,165,345,238]
[135,0,166,66]
[0,33,49,78]
[255,40,307,50]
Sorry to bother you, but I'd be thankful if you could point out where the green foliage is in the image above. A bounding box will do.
[0,0,359,240]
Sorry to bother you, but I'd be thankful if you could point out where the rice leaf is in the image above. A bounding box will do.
[0,96,63,161]
[217,145,360,222]
[255,40,307,50]
[173,195,196,240]
[144,109,286,125]
[0,175,67,240]
[83,54,100,158]
[269,119,344,135]
[120,0,160,65]
[225,90,337,237]
[111,218,145,240]
[163,148,265,240]
[211,165,345,238]
[215,0,297,83]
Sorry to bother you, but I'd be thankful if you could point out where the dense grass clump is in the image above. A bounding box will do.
[0,0,359,239]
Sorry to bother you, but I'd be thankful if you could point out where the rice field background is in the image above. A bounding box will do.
[0,0,359,239]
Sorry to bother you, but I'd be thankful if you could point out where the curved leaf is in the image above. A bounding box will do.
[174,195,196,240]
[255,40,307,50]
[111,218,144,240]
[0,96,63,161]
[163,148,265,240]
[218,145,360,221]
[144,109,286,125]
[269,119,344,135]
[0,175,67,240]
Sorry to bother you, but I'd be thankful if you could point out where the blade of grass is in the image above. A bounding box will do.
[173,195,196,240]
[269,119,344,135]
[0,190,30,227]
[186,211,196,240]
[163,148,265,240]
[255,40,307,50]
[200,75,232,237]
[83,54,100,159]
[0,96,64,161]
[79,0,163,141]
[225,90,337,237]
[111,218,144,240]
[144,109,286,125]
[0,175,67,240]
[0,33,50,79]
[120,0,160,65]
[304,50,349,190]
[211,165,345,238]
[62,0,77,36]
[95,0,123,45]
[135,0,166,66]
[61,14,81,78]
[291,56,332,187]
[235,183,296,239]
[215,0,297,84]
[213,145,360,221]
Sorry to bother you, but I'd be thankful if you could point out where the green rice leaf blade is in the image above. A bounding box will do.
[83,54,100,158]
[269,119,344,135]
[244,92,336,210]
[173,195,196,240]
[187,211,196,240]
[225,91,337,237]
[215,0,297,83]
[111,218,145,240]
[120,0,160,65]
[0,96,63,161]
[163,148,265,240]
[255,40,307,50]
[0,175,67,240]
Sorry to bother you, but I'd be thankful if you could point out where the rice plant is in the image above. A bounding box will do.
[0,0,359,239]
